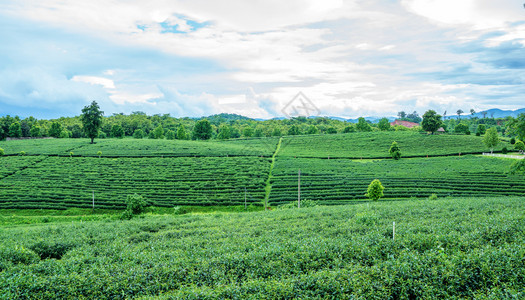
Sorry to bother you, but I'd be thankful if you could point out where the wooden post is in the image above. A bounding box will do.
[298,169,301,208]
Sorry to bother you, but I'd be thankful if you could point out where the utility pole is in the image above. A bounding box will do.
[298,169,301,208]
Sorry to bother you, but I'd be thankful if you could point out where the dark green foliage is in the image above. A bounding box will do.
[326,127,337,134]
[242,126,254,137]
[287,125,300,135]
[378,118,391,131]
[125,193,147,215]
[307,125,319,134]
[177,126,188,140]
[476,124,486,135]
[502,146,508,154]
[111,124,124,138]
[192,119,212,140]
[0,148,3,156]
[30,124,41,137]
[0,198,523,298]
[356,117,372,132]
[133,129,144,139]
[153,125,164,139]
[8,122,22,137]
[81,101,104,144]
[454,123,468,134]
[343,125,355,133]
[29,241,74,260]
[510,137,516,144]
[49,122,63,138]
[421,110,443,134]
[165,129,176,140]
[217,124,231,140]
[389,141,401,160]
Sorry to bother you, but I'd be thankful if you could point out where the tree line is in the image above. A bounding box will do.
[1,103,524,143]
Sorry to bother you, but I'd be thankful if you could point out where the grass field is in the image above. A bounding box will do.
[269,155,524,205]
[278,131,506,158]
[0,197,523,299]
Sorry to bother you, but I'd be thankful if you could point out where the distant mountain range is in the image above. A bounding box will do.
[444,108,525,120]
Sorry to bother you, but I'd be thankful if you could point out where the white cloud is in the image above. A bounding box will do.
[71,76,115,89]
[1,0,524,119]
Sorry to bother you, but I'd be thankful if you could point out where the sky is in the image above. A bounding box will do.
[0,0,524,119]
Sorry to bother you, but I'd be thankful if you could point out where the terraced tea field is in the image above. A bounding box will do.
[0,135,523,210]
[0,156,270,209]
[1,197,523,298]
[279,131,505,158]
[72,137,279,157]
[269,155,525,205]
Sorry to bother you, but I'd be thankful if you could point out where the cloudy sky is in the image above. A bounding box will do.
[1,0,524,119]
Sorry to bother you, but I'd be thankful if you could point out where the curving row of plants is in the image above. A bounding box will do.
[278,131,507,158]
[0,157,270,209]
[268,155,525,205]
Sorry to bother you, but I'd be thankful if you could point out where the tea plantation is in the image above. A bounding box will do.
[0,197,523,298]
[279,131,506,158]
[0,156,270,209]
[269,155,525,205]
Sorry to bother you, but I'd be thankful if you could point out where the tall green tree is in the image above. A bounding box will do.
[192,119,212,140]
[389,141,401,160]
[81,101,104,144]
[8,122,22,137]
[153,125,164,139]
[48,122,63,138]
[217,124,231,140]
[366,179,384,201]
[378,118,391,131]
[483,127,499,154]
[112,124,125,138]
[356,117,372,132]
[29,124,41,137]
[421,110,443,135]
[177,126,188,140]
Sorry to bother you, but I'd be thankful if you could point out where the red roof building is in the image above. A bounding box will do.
[390,120,419,128]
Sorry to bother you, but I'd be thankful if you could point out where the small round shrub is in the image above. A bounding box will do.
[510,137,516,144]
[366,179,384,201]
[19,151,26,156]
[0,148,4,156]
[125,193,147,215]
[502,147,508,154]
